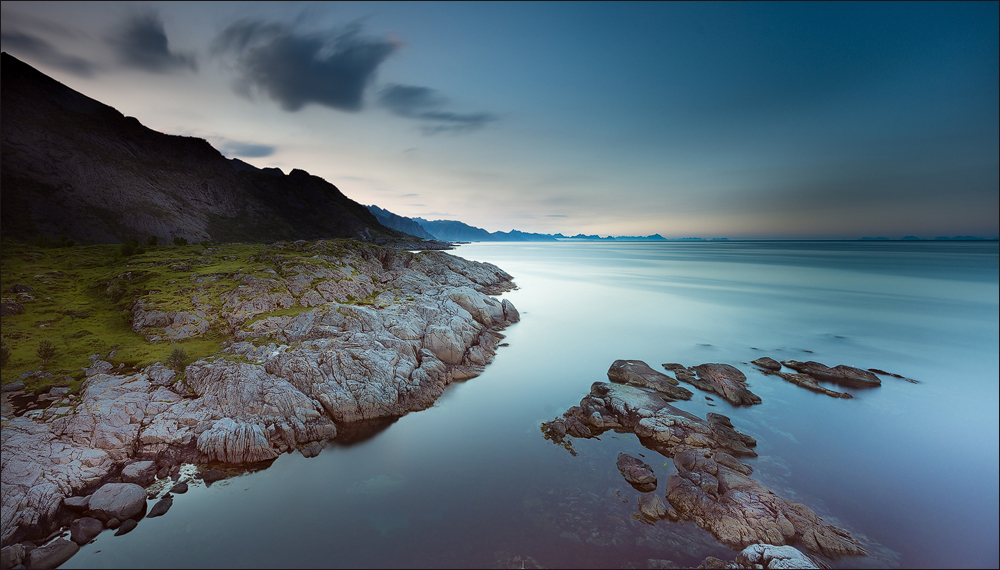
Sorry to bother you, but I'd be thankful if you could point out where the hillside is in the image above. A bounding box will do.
[0,52,421,246]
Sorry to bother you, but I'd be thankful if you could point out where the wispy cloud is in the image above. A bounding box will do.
[0,30,97,76]
[213,19,399,112]
[107,11,196,73]
[378,83,497,135]
[215,139,276,159]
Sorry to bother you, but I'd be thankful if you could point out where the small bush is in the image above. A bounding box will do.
[200,240,213,248]
[147,235,159,246]
[173,237,188,246]
[1,343,10,368]
[36,340,57,364]
[120,238,146,257]
[168,347,188,371]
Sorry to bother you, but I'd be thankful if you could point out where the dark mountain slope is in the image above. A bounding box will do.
[0,52,412,245]
[367,205,438,240]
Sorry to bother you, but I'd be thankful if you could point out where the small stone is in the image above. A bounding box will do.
[169,481,189,494]
[147,495,173,518]
[616,453,657,492]
[105,518,121,530]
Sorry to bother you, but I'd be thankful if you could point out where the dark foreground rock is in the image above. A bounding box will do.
[69,517,103,545]
[25,538,78,569]
[62,496,90,512]
[541,380,865,559]
[87,483,146,522]
[782,361,881,388]
[616,453,658,492]
[114,519,137,536]
[608,360,693,401]
[684,364,761,406]
[168,481,188,494]
[146,495,173,518]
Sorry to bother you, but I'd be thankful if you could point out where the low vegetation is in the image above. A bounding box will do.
[0,238,402,393]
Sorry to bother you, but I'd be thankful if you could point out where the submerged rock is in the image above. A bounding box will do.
[616,453,657,492]
[608,360,693,401]
[637,493,669,521]
[168,481,189,494]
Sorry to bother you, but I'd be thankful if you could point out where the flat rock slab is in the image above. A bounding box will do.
[25,538,78,569]
[608,360,693,401]
[616,453,657,492]
[169,481,188,494]
[782,360,881,388]
[88,483,146,522]
[70,517,103,545]
[692,364,761,406]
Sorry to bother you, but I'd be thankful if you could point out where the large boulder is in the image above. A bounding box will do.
[87,483,146,522]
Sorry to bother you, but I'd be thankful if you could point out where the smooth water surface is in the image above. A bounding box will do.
[64,241,999,569]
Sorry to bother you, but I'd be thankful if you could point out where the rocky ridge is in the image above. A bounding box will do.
[1,243,520,548]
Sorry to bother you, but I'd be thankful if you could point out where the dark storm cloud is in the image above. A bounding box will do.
[107,12,196,73]
[378,84,497,134]
[0,30,97,76]
[212,20,398,112]
[217,140,276,159]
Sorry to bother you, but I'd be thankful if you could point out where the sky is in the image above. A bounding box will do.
[2,1,997,239]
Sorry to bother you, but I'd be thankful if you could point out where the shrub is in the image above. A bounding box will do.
[173,237,188,246]
[200,240,213,248]
[119,238,145,257]
[147,235,159,246]
[0,343,10,368]
[36,340,57,364]
[168,347,188,371]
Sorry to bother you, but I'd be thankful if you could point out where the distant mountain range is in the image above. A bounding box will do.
[0,52,430,246]
[366,206,723,242]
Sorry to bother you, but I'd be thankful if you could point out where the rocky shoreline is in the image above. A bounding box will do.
[1,242,520,565]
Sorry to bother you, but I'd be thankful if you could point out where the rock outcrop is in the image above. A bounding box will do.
[541,379,865,560]
[1,244,520,549]
[608,360,693,401]
[662,363,761,406]
[781,361,880,388]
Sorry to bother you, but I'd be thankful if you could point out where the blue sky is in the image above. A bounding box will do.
[2,1,997,238]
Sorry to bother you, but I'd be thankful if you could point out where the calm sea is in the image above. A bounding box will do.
[63,241,999,569]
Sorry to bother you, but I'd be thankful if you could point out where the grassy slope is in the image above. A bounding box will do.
[0,239,395,393]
